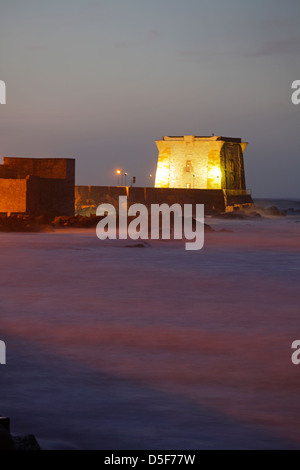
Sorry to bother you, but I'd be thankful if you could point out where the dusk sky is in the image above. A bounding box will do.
[1,0,299,197]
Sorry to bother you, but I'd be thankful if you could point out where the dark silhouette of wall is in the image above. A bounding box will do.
[0,158,75,216]
[75,185,253,216]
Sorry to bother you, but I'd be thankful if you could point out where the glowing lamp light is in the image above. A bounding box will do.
[208,166,221,189]
[210,167,221,180]
[116,168,123,186]
[155,167,169,187]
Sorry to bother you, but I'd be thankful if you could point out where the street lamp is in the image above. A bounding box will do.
[124,172,127,186]
[117,169,121,186]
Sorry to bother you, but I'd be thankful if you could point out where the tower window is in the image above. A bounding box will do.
[186,160,192,172]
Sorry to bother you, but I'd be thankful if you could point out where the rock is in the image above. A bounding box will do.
[266,206,282,216]
[221,212,246,219]
[0,419,14,450]
[247,211,262,218]
[125,242,150,248]
[12,435,41,451]
[0,417,40,450]
[204,222,215,232]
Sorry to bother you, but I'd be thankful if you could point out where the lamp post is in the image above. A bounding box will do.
[124,172,127,186]
[149,174,153,186]
[193,174,195,188]
[117,169,121,186]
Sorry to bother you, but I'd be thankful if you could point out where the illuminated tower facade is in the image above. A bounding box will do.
[154,135,248,190]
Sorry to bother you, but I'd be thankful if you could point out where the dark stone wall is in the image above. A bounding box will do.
[75,186,227,215]
[224,191,253,207]
[220,143,246,190]
[27,176,75,217]
[2,157,75,183]
[0,176,74,217]
[0,158,75,217]
[0,166,17,178]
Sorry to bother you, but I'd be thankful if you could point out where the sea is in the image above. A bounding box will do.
[0,198,300,449]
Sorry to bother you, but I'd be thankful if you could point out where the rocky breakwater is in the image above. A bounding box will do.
[0,417,40,450]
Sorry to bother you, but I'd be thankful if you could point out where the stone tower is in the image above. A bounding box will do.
[154,135,248,191]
